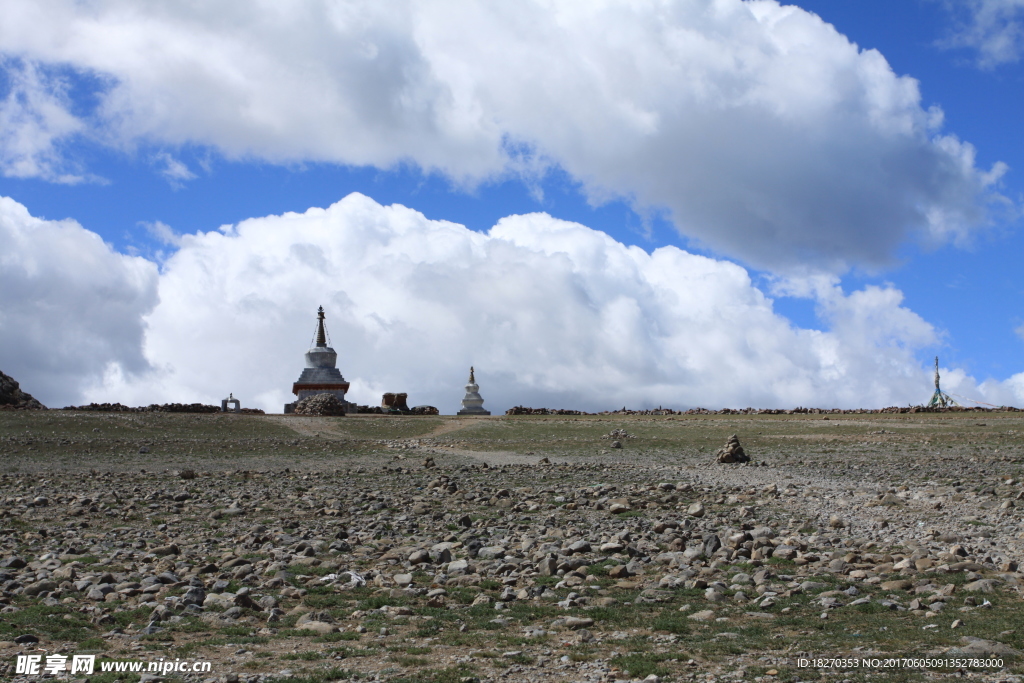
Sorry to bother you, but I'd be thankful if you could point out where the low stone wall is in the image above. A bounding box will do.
[61,402,220,413]
[506,405,1021,416]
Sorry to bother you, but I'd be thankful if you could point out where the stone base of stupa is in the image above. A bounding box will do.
[457,407,491,415]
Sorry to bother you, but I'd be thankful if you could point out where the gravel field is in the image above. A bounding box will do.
[1,410,1023,683]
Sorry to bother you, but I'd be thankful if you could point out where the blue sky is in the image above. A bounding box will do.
[793,0,1024,378]
[1,0,1022,412]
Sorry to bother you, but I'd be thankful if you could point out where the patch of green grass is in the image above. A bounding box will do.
[174,643,198,657]
[386,664,479,683]
[219,625,255,636]
[270,667,358,682]
[316,630,362,642]
[330,646,379,658]
[195,636,270,646]
[853,601,888,614]
[651,608,691,634]
[77,637,108,650]
[358,594,407,610]
[391,655,430,667]
[0,603,96,642]
[281,651,324,661]
[388,646,433,655]
[609,653,673,679]
[278,628,321,637]
[85,673,142,683]
[767,557,797,567]
[168,616,209,633]
[139,631,176,642]
[295,564,337,576]
[587,560,615,576]
[585,602,663,629]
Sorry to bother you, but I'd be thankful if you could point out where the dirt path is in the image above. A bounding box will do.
[265,415,350,439]
[427,445,545,466]
[421,415,498,438]
[270,414,534,466]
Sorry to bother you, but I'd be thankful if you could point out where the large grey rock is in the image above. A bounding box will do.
[946,637,1019,657]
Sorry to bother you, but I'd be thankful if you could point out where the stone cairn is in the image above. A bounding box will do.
[715,434,750,463]
[293,393,347,416]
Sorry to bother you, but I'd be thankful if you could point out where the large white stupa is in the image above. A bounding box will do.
[284,307,352,413]
[457,366,490,415]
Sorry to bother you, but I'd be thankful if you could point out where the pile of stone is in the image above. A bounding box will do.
[598,407,682,415]
[505,406,592,415]
[381,393,410,412]
[61,402,219,413]
[716,434,750,463]
[504,405,1022,417]
[150,403,221,413]
[409,405,439,415]
[0,370,45,410]
[354,404,437,415]
[683,406,1020,415]
[292,393,347,416]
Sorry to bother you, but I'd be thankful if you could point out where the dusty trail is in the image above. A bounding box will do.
[265,415,350,439]
[271,414,537,466]
[427,445,544,466]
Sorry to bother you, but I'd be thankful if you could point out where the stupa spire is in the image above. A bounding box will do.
[315,306,327,347]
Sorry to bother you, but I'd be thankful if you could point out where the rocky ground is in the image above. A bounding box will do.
[0,410,1023,683]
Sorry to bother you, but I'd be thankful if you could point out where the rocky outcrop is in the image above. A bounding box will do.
[0,370,45,410]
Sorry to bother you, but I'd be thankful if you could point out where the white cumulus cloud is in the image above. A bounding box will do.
[0,58,88,183]
[0,196,158,406]
[0,0,1009,270]
[2,192,1021,412]
[66,192,1021,413]
[940,0,1024,67]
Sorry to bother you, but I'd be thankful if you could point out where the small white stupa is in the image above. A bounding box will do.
[457,367,490,415]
